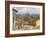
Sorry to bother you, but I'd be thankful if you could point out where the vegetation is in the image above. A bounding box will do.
[13,13,40,30]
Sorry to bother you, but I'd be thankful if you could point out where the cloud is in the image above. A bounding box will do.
[13,7,40,15]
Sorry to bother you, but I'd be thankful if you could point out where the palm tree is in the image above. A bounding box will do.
[12,8,18,30]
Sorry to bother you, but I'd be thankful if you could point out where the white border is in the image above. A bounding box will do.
[10,4,43,34]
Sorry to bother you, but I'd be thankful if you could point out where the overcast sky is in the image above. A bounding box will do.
[13,7,40,15]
